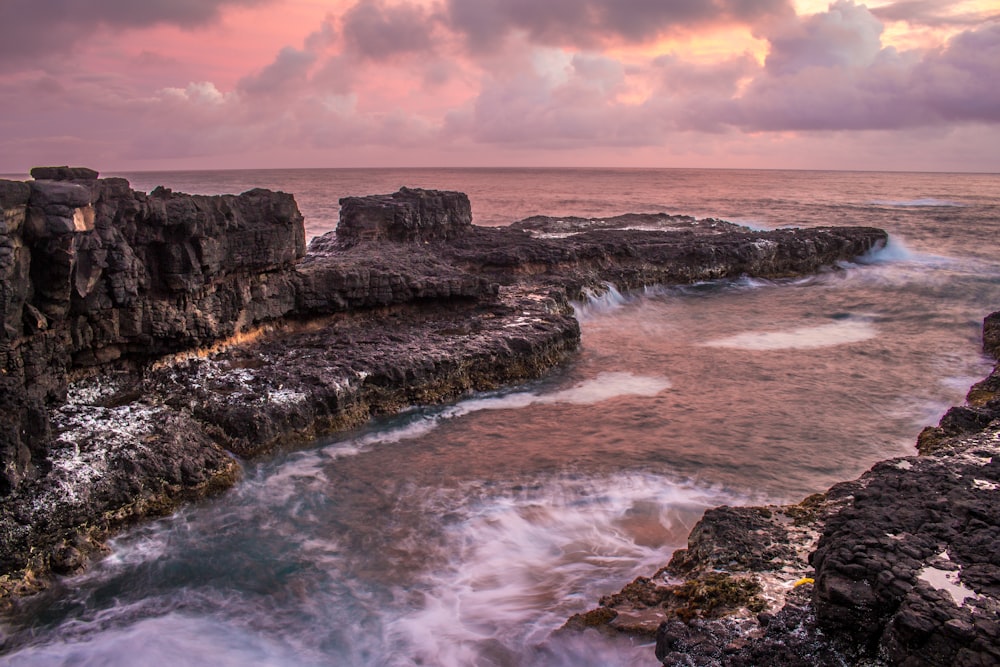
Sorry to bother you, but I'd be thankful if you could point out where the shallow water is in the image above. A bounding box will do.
[3,169,1000,665]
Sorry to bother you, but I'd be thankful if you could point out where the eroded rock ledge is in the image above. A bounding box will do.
[569,315,1000,666]
[0,167,886,602]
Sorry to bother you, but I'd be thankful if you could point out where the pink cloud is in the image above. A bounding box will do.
[0,0,998,173]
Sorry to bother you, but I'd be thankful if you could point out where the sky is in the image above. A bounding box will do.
[1,0,998,173]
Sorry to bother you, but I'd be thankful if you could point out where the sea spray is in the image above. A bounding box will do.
[572,282,629,320]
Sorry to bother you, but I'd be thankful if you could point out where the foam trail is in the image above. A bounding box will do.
[384,473,742,667]
[246,371,671,497]
[232,371,674,503]
[854,235,922,265]
[449,372,670,415]
[704,318,876,351]
[2,613,323,667]
[870,197,965,207]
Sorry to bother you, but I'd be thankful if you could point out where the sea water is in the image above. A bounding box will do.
[2,169,999,665]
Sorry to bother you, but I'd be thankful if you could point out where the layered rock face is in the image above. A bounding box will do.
[0,169,888,607]
[0,168,305,495]
[1,167,305,398]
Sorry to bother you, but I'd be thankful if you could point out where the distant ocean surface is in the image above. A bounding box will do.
[3,168,1000,666]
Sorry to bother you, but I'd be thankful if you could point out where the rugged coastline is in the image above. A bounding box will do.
[568,314,1000,665]
[1,167,895,655]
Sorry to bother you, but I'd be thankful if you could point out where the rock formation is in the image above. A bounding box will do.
[0,169,887,616]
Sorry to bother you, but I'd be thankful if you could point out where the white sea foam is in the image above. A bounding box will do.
[2,613,323,667]
[727,217,772,231]
[383,473,741,667]
[571,282,629,320]
[850,235,964,269]
[450,372,670,414]
[306,372,671,458]
[855,234,914,264]
[870,198,965,208]
[703,318,876,351]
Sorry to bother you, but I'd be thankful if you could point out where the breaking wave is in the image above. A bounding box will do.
[703,317,876,351]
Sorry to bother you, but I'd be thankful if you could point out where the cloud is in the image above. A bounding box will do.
[0,0,273,64]
[723,7,1000,131]
[341,0,438,60]
[764,0,885,75]
[1,0,998,173]
[870,1,1000,28]
[238,46,317,97]
[445,0,793,51]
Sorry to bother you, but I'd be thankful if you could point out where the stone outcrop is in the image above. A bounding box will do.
[1,170,305,499]
[0,169,888,605]
[571,314,1000,666]
[337,186,472,244]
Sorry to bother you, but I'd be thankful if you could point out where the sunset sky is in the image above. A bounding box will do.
[1,0,998,173]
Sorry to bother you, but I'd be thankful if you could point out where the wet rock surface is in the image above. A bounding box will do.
[1,169,887,607]
[573,316,1000,666]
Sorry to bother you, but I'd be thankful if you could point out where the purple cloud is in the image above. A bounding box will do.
[871,1,999,28]
[764,0,885,75]
[238,46,317,97]
[341,0,438,60]
[724,13,1000,131]
[0,0,273,64]
[445,0,793,51]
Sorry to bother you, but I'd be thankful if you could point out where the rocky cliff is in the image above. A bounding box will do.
[0,168,887,606]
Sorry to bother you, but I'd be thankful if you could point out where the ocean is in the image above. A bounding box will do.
[2,168,1000,665]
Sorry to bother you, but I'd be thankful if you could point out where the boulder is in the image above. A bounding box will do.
[338,187,472,244]
[29,166,100,181]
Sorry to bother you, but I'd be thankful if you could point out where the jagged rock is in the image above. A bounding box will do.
[810,430,1000,665]
[444,221,888,298]
[0,378,49,495]
[1,174,307,400]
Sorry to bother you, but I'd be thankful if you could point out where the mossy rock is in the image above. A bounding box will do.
[672,572,766,622]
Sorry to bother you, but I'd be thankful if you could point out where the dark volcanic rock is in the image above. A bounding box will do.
[811,431,1000,665]
[0,176,889,605]
[29,166,100,181]
[444,221,888,298]
[1,174,306,403]
[144,287,579,458]
[338,187,472,244]
[0,399,239,594]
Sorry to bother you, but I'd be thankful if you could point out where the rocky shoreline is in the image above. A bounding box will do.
[568,314,1000,665]
[2,168,889,645]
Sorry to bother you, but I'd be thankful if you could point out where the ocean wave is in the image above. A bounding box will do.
[571,282,630,319]
[1,612,327,667]
[702,317,876,351]
[869,198,965,208]
[248,371,675,475]
[383,472,747,666]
